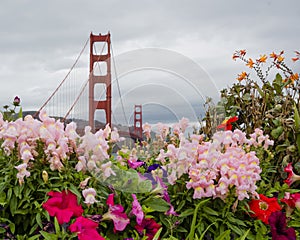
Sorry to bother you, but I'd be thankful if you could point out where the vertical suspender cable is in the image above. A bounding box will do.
[34,36,90,118]
[111,42,128,125]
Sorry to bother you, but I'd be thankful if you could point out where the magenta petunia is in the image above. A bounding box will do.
[102,193,130,232]
[69,216,105,240]
[135,218,161,240]
[42,190,83,224]
[284,163,300,186]
[131,194,144,225]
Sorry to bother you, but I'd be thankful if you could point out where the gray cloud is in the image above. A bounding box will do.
[1,0,300,125]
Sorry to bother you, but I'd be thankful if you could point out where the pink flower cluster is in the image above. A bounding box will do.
[0,110,124,185]
[156,128,273,201]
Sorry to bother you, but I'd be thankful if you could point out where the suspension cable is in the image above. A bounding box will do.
[62,78,89,121]
[63,34,109,121]
[34,36,90,118]
[111,41,128,125]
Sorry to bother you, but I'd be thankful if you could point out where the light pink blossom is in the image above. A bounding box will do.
[15,163,30,185]
[82,188,98,206]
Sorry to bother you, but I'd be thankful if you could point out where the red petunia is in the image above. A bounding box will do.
[42,190,83,224]
[135,218,161,240]
[69,216,105,240]
[217,116,238,131]
[248,194,282,224]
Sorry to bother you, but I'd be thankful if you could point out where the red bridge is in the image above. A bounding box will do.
[35,32,143,141]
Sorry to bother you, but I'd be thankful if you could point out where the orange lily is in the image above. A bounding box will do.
[257,54,267,63]
[246,58,254,68]
[239,49,246,56]
[237,71,248,81]
[277,55,284,62]
[290,73,299,83]
[270,52,277,59]
[292,51,300,62]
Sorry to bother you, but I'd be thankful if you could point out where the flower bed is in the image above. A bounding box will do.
[1,50,300,239]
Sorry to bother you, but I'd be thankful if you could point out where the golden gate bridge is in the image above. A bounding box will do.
[35,32,143,142]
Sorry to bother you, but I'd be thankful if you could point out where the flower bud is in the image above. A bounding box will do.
[42,170,48,183]
[13,96,20,106]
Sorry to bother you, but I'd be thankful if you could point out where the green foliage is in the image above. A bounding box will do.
[2,51,300,239]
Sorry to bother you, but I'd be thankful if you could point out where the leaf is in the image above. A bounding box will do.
[203,206,219,216]
[187,198,211,240]
[199,221,221,240]
[54,217,61,235]
[143,197,170,212]
[153,227,163,240]
[236,229,250,240]
[36,212,43,229]
[28,235,41,240]
[226,222,244,236]
[9,194,17,216]
[18,107,23,119]
[39,231,58,240]
[8,222,15,234]
[293,104,300,154]
[271,126,283,139]
[14,209,28,215]
[179,208,195,218]
[214,230,231,240]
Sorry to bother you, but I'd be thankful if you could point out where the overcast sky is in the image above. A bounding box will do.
[1,0,300,126]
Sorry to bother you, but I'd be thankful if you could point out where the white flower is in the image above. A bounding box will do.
[82,188,98,206]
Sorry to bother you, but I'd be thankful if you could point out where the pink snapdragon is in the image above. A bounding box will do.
[100,161,116,180]
[82,188,98,206]
[185,130,264,200]
[15,163,30,185]
[142,122,152,139]
[156,122,169,140]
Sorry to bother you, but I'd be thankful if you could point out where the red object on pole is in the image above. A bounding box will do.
[89,32,111,131]
[134,105,143,139]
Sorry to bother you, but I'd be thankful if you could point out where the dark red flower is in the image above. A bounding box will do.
[217,116,238,131]
[269,211,296,240]
[135,218,161,240]
[42,190,83,224]
[13,96,20,106]
[248,194,282,224]
[69,216,105,240]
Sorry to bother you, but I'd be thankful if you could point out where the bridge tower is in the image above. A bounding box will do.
[89,32,111,131]
[133,105,143,139]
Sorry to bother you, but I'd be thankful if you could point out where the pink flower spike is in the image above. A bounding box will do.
[69,216,105,240]
[131,194,144,225]
[284,163,300,186]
